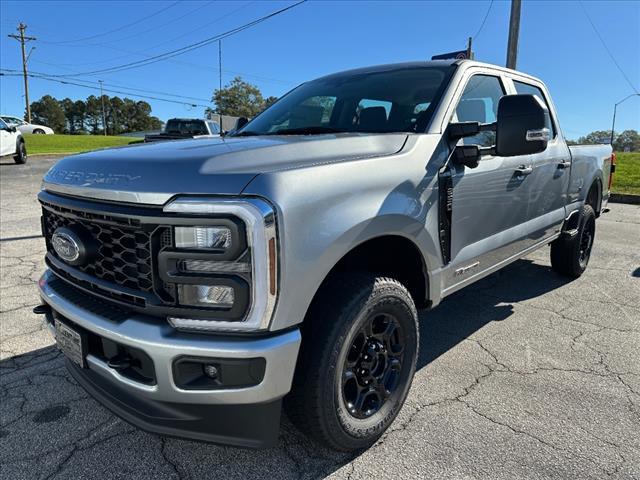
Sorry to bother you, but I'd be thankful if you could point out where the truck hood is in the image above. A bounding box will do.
[43,133,407,205]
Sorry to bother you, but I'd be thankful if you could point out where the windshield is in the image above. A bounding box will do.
[233,65,454,136]
[165,119,208,135]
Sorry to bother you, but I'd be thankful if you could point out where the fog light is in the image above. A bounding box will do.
[178,284,235,308]
[175,226,232,249]
[203,364,218,379]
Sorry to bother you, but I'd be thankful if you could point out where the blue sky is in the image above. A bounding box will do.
[1,0,638,138]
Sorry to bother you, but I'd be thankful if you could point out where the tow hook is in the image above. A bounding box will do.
[33,304,51,315]
[107,354,136,371]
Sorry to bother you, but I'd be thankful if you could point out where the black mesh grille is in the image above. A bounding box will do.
[43,209,154,293]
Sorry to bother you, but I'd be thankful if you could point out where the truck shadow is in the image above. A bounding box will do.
[416,258,571,369]
[0,258,571,479]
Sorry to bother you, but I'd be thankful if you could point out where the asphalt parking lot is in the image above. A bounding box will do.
[1,155,639,479]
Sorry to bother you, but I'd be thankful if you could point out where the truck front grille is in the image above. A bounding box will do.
[43,208,155,294]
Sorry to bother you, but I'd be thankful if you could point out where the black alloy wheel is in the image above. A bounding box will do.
[341,313,405,419]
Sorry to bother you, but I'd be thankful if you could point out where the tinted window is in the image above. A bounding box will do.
[234,66,454,136]
[0,119,7,129]
[165,120,208,135]
[455,75,505,147]
[513,81,556,137]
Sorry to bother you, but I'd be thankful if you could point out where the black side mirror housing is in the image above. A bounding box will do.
[235,117,249,130]
[495,94,550,157]
[453,145,481,169]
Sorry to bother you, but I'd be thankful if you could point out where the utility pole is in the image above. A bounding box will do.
[506,0,521,69]
[218,40,223,129]
[610,93,640,146]
[99,80,107,136]
[8,23,36,123]
[466,37,473,59]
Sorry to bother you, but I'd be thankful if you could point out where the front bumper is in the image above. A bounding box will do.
[39,270,301,447]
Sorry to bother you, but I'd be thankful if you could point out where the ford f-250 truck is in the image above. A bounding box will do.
[36,60,614,451]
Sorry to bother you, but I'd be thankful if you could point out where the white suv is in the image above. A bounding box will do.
[1,115,54,135]
[0,118,27,164]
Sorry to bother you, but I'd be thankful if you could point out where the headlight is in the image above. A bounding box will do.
[178,284,235,308]
[162,197,278,333]
[175,226,232,250]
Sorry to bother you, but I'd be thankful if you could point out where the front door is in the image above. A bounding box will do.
[442,74,537,292]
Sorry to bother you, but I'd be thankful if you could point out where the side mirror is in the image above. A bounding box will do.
[235,117,249,130]
[495,94,550,156]
[453,145,481,169]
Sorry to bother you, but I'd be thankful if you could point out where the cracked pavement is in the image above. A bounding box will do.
[1,156,639,479]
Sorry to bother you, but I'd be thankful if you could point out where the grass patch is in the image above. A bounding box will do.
[612,152,640,195]
[24,134,136,155]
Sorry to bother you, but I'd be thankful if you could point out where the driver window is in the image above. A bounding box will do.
[455,75,505,147]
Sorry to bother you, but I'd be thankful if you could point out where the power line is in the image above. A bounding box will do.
[0,71,212,108]
[3,67,212,102]
[82,1,217,47]
[472,0,494,40]
[578,0,639,94]
[48,1,306,77]
[41,1,181,45]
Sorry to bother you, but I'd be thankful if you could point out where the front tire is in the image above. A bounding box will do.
[550,204,596,278]
[32,129,45,134]
[286,274,419,451]
[13,140,27,164]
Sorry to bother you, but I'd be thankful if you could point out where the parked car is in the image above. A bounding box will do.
[0,115,54,134]
[0,118,27,163]
[35,60,613,451]
[143,118,220,142]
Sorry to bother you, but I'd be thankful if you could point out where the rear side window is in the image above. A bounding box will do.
[513,81,556,137]
[455,75,505,147]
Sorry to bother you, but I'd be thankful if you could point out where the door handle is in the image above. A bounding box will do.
[557,160,571,169]
[515,165,533,176]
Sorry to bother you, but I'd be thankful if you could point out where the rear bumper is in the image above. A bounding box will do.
[38,270,301,447]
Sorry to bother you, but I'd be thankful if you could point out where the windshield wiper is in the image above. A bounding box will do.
[269,126,347,135]
[231,130,261,137]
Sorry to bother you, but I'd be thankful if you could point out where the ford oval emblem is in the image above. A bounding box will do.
[51,228,83,265]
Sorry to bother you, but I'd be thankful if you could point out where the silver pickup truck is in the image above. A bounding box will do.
[36,60,614,451]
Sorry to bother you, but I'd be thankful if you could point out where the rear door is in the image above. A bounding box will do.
[509,78,570,237]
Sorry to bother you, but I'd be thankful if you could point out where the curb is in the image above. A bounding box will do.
[609,193,640,205]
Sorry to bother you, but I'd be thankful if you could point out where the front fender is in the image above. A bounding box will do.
[243,135,444,331]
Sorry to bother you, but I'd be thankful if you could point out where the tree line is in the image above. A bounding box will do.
[29,95,162,135]
[566,130,639,152]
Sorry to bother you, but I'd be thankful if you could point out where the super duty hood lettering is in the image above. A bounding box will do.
[43,134,407,204]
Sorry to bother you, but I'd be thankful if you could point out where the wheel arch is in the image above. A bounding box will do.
[586,176,602,216]
[305,234,431,313]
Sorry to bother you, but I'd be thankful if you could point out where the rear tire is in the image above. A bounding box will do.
[286,274,419,451]
[550,204,595,278]
[13,140,27,164]
[33,128,45,135]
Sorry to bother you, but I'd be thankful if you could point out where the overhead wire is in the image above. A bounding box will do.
[578,0,639,94]
[472,0,494,40]
[45,1,307,77]
[0,70,212,108]
[40,1,182,45]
